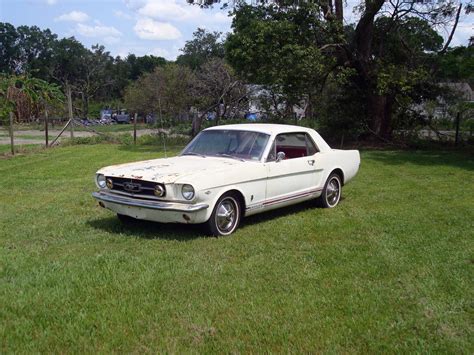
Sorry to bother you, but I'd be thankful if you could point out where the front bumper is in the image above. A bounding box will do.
[92,191,209,224]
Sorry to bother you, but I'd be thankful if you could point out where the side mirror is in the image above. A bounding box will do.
[276,151,286,162]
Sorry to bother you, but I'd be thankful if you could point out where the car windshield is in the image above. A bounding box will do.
[182,130,270,161]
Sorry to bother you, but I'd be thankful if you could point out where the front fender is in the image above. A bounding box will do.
[198,185,248,222]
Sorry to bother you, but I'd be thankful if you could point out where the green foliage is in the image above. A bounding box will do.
[124,64,196,120]
[126,54,167,81]
[0,23,170,118]
[0,22,58,78]
[0,73,64,123]
[437,46,474,87]
[176,28,225,70]
[226,3,334,109]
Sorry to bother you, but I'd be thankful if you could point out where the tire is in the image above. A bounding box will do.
[317,173,342,208]
[206,193,242,236]
[117,213,137,224]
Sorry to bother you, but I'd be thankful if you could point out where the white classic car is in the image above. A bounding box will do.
[93,124,360,236]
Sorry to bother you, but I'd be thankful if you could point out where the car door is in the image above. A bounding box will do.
[265,132,322,207]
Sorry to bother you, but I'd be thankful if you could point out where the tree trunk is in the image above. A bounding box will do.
[334,0,343,23]
[82,92,89,119]
[192,113,205,137]
[368,94,394,140]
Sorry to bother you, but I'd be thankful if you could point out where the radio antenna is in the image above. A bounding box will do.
[158,97,167,158]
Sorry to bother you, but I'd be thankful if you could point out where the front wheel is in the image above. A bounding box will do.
[317,173,342,208]
[206,193,242,236]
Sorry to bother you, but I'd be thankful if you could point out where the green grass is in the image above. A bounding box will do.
[0,144,42,155]
[0,145,473,353]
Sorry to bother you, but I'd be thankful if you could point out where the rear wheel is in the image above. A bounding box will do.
[207,193,242,236]
[317,173,342,208]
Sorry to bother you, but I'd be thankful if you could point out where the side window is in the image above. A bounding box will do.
[271,133,317,160]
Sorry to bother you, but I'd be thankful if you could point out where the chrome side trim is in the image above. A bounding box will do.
[246,188,322,210]
[92,191,208,212]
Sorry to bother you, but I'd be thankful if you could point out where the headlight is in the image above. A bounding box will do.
[96,174,106,189]
[154,184,165,197]
[181,184,195,200]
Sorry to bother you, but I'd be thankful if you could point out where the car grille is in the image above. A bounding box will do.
[105,177,165,197]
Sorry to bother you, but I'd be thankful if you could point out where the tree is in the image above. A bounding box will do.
[124,64,196,122]
[225,3,334,120]
[0,23,57,79]
[0,73,63,152]
[189,0,464,139]
[76,45,115,117]
[437,46,474,87]
[191,58,247,135]
[177,28,225,70]
[126,54,167,81]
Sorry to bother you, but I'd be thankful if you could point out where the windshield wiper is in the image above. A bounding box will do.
[215,153,245,162]
[182,152,206,158]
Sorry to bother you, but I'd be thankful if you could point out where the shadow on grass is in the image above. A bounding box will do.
[365,150,474,171]
[87,216,206,241]
[87,199,323,240]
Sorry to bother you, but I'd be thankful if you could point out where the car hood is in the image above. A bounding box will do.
[97,155,244,184]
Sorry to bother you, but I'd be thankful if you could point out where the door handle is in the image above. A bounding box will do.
[307,159,315,166]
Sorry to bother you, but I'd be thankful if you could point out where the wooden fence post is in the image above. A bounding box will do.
[134,113,137,145]
[9,111,14,155]
[44,108,49,148]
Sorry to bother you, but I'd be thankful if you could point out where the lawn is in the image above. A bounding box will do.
[0,144,472,353]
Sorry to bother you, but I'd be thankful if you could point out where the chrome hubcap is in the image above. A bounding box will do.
[326,178,340,206]
[216,198,238,234]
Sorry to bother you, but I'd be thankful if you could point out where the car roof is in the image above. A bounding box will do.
[204,123,314,135]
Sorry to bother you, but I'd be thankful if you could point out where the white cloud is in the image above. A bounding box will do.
[76,23,122,39]
[55,11,89,23]
[46,0,57,5]
[134,18,181,40]
[114,10,133,20]
[136,0,202,22]
[125,0,233,30]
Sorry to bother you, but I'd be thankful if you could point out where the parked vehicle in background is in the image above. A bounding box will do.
[93,124,360,236]
[100,109,113,120]
[114,109,130,124]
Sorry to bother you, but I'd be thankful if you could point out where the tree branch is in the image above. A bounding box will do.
[439,3,462,55]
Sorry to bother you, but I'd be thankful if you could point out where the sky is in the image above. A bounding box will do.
[0,0,472,61]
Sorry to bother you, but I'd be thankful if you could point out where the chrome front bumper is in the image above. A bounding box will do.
[92,191,209,212]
